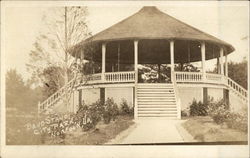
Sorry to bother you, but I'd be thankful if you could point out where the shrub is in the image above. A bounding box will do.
[103,98,119,124]
[189,99,208,116]
[181,108,189,117]
[25,98,123,143]
[77,100,105,131]
[207,99,248,133]
[207,100,230,124]
[225,112,248,133]
[120,99,133,115]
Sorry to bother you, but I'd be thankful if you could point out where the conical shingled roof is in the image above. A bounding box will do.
[87,6,234,53]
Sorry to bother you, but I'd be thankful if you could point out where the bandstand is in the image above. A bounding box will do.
[38,6,248,119]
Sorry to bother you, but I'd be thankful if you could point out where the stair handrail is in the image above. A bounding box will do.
[226,76,248,102]
[38,78,75,113]
[172,71,181,119]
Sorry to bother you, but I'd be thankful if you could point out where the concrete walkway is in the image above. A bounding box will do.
[112,119,188,144]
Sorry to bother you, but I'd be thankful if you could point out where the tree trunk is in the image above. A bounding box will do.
[64,7,69,112]
[180,63,183,71]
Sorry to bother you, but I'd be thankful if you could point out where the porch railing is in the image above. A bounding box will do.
[174,71,248,103]
[77,71,136,85]
[175,71,203,82]
[39,70,247,114]
[86,73,102,84]
[206,73,225,84]
[104,71,135,83]
[227,77,248,102]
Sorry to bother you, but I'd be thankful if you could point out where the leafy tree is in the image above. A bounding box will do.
[228,58,248,89]
[6,69,27,109]
[175,63,199,72]
[40,66,66,98]
[138,64,171,83]
[209,58,247,89]
[6,69,43,113]
[26,7,92,110]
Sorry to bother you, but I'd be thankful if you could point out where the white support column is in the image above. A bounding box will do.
[220,47,224,75]
[102,43,106,82]
[118,43,120,72]
[201,42,206,81]
[134,40,139,83]
[134,40,138,120]
[225,53,228,77]
[217,57,220,74]
[170,40,175,82]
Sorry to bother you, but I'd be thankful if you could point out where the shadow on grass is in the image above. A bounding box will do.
[181,116,248,143]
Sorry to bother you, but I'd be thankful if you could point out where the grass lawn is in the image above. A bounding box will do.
[6,112,134,145]
[182,116,248,142]
[6,110,42,145]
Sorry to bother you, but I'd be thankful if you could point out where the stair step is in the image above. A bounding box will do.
[137,99,176,102]
[138,102,176,105]
[138,87,173,89]
[138,116,177,119]
[137,95,175,99]
[137,88,174,90]
[138,99,176,102]
[136,83,178,118]
[138,83,173,86]
[137,91,174,94]
[138,107,177,110]
[138,114,177,117]
[138,94,175,97]
[137,90,174,93]
[138,105,177,108]
[138,110,177,114]
[137,95,175,97]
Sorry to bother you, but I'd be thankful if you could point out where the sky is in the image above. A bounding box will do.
[2,1,249,81]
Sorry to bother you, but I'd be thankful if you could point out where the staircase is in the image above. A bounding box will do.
[136,83,180,119]
[38,78,75,114]
[227,77,248,103]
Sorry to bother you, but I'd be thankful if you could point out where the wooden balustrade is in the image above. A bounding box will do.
[205,73,225,84]
[39,70,247,114]
[105,71,135,83]
[174,71,247,102]
[227,77,248,100]
[38,78,75,112]
[175,71,202,82]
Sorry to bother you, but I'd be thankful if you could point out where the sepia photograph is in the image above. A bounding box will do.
[1,1,249,157]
